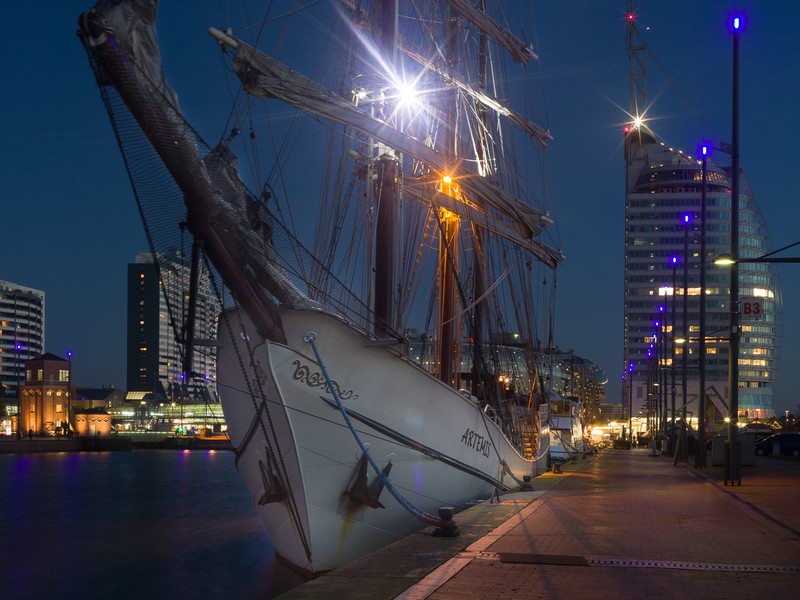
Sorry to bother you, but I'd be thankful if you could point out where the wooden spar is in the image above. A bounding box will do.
[471,0,489,398]
[438,5,461,388]
[373,0,399,335]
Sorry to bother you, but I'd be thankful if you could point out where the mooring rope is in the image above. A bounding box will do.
[304,332,455,530]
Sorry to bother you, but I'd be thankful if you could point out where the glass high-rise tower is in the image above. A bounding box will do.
[624,126,781,428]
[1,280,45,424]
[126,252,220,402]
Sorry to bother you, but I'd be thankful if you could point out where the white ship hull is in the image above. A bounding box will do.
[217,308,533,577]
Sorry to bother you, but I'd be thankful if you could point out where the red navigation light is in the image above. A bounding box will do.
[627,14,634,22]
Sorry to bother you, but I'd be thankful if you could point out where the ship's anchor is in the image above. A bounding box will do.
[257,446,286,505]
[344,453,392,509]
[305,331,457,533]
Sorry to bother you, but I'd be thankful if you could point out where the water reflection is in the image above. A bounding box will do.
[0,449,275,598]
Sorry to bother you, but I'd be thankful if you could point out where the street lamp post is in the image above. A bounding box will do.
[669,257,677,454]
[680,215,690,462]
[725,13,743,486]
[67,351,73,437]
[662,305,669,440]
[650,334,659,457]
[15,343,22,439]
[696,146,709,468]
[628,362,634,444]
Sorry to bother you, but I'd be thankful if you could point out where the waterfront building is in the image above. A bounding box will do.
[75,386,125,410]
[0,280,45,431]
[623,126,782,427]
[539,349,607,425]
[19,353,72,436]
[126,252,221,405]
[73,407,113,437]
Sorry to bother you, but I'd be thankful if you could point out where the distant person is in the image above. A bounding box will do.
[28,428,33,440]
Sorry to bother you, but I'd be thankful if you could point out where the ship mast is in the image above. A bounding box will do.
[437,3,462,388]
[470,0,489,398]
[373,0,400,335]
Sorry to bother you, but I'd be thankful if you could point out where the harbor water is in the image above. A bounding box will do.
[0,448,276,599]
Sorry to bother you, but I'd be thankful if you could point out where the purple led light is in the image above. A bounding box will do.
[729,12,746,32]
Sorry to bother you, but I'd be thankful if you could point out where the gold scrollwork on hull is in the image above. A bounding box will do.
[292,360,359,400]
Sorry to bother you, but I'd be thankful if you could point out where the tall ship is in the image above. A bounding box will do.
[78,0,563,584]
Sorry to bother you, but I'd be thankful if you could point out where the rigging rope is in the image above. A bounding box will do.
[303,331,455,530]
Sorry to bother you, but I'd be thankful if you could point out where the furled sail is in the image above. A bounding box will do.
[209,28,563,268]
[403,178,563,266]
[78,1,319,343]
[401,46,552,147]
[446,0,538,64]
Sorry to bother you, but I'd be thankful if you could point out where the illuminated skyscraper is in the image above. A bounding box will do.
[623,127,781,425]
[0,280,45,425]
[126,252,220,402]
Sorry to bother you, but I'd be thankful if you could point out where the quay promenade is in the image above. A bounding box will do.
[279,448,800,599]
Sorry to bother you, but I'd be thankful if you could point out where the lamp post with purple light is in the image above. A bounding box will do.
[680,214,690,462]
[627,361,634,443]
[67,351,73,437]
[658,304,667,440]
[696,143,710,468]
[669,256,678,454]
[15,343,22,439]
[725,11,744,485]
[646,340,657,455]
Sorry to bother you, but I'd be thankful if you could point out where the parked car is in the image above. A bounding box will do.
[754,433,800,457]
[743,423,774,436]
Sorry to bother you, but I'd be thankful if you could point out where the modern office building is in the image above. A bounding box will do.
[0,280,45,428]
[126,252,220,404]
[623,126,781,427]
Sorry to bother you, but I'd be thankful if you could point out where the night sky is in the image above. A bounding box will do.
[3,1,798,414]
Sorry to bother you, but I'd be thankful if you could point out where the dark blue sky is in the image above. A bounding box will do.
[3,1,798,414]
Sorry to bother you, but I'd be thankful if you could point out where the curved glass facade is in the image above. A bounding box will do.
[623,128,782,423]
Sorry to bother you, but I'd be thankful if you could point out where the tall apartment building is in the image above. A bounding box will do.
[624,127,781,424]
[126,252,220,403]
[0,280,45,421]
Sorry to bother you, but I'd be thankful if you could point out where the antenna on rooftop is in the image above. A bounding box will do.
[626,1,648,122]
